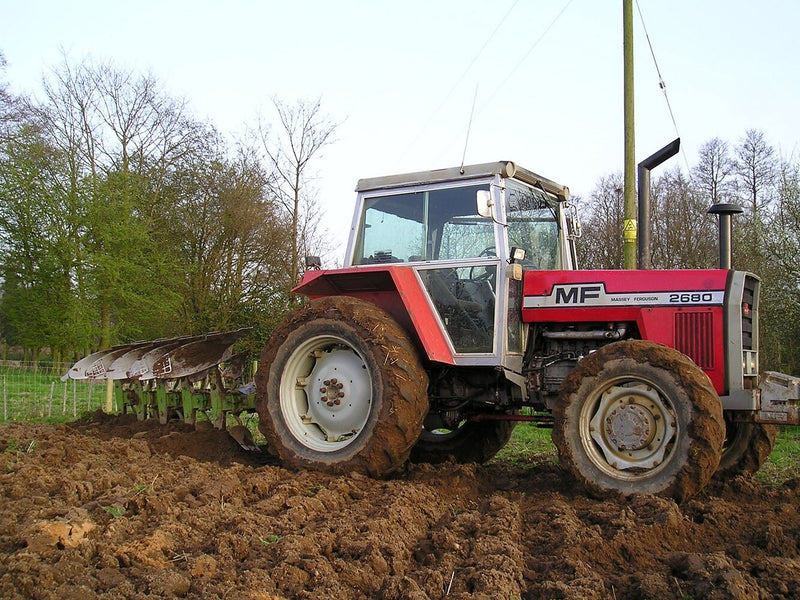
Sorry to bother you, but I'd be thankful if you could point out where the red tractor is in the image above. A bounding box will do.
[254,161,799,501]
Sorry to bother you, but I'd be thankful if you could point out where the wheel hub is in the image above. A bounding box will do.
[604,402,655,451]
[320,377,345,407]
[588,383,676,471]
[304,347,371,442]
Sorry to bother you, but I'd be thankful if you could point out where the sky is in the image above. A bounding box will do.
[2,0,799,262]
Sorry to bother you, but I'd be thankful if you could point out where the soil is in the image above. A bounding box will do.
[1,413,799,599]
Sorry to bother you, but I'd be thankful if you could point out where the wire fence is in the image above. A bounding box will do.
[0,361,112,422]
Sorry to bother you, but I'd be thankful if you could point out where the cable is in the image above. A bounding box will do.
[435,0,576,165]
[398,0,520,161]
[634,0,693,177]
[484,0,576,110]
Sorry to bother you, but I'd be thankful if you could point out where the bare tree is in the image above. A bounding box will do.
[693,137,735,204]
[577,173,625,269]
[257,97,340,290]
[736,129,777,217]
[0,51,23,141]
[733,129,778,272]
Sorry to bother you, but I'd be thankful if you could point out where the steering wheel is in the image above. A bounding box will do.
[469,247,497,283]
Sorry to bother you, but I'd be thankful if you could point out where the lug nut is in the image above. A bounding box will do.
[324,380,331,386]
[338,392,345,398]
[334,399,341,405]
[331,378,338,384]
[336,383,344,389]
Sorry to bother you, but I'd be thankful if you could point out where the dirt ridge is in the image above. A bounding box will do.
[1,414,799,599]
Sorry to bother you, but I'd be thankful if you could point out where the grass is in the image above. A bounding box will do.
[756,426,800,486]
[102,505,126,518]
[493,424,557,467]
[1,363,105,423]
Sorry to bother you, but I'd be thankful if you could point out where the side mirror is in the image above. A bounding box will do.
[566,202,582,239]
[304,256,322,270]
[476,190,493,218]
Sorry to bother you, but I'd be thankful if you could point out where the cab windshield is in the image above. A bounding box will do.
[505,180,562,270]
[352,184,492,264]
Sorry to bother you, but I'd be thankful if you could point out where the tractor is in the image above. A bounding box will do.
[254,160,800,501]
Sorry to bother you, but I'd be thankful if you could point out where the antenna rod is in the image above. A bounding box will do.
[460,84,479,174]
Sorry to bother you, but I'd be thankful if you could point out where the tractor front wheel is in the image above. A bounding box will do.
[553,340,724,502]
[715,416,777,480]
[255,296,428,477]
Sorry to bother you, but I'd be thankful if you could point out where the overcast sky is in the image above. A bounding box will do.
[2,1,798,261]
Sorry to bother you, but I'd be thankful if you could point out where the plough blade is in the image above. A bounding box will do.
[64,330,250,382]
[63,340,153,381]
[133,340,189,381]
[151,329,250,379]
[62,328,256,430]
[106,342,166,380]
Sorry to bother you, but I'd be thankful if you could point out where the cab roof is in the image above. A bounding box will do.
[355,161,570,201]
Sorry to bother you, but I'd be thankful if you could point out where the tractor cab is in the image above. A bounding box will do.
[344,161,577,361]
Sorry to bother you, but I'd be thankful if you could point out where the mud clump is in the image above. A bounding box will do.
[1,415,799,599]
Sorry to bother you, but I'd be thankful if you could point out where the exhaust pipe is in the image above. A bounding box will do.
[637,138,681,269]
[707,203,743,269]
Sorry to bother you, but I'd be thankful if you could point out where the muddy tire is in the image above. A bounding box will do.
[553,340,724,502]
[409,419,516,464]
[255,296,428,477]
[715,417,777,479]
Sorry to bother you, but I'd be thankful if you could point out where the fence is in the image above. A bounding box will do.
[0,361,114,422]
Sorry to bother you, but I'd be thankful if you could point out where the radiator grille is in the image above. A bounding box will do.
[674,312,714,369]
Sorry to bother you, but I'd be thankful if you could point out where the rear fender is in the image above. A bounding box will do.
[294,267,455,365]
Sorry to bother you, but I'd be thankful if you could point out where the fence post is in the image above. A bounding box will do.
[48,381,55,418]
[106,379,113,413]
[2,375,6,421]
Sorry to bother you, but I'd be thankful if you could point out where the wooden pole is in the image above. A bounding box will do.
[623,0,637,269]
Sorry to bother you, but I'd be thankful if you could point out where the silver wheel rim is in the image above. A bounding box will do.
[279,334,372,452]
[580,376,678,480]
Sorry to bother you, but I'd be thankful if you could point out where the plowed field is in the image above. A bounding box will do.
[1,413,799,599]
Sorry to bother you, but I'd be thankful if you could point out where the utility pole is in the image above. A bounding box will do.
[622,0,637,269]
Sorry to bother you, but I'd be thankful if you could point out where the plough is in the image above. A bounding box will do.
[64,329,256,434]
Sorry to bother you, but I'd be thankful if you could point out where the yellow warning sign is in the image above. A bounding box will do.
[623,219,637,242]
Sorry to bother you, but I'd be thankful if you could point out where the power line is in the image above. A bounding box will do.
[483,0,576,110]
[399,0,521,161]
[437,0,576,165]
[634,0,693,177]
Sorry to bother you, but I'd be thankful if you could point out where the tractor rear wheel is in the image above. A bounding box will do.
[553,340,724,502]
[715,417,777,479]
[409,419,516,464]
[255,296,428,477]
